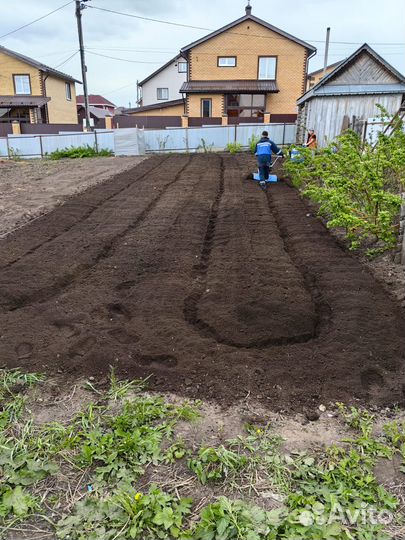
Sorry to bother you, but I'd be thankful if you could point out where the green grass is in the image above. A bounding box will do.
[1,368,404,540]
[47,145,113,160]
[226,142,243,154]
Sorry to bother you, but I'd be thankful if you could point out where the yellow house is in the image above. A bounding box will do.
[0,45,80,125]
[121,5,316,127]
[178,4,316,125]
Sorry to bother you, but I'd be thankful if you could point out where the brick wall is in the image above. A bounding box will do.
[0,51,42,95]
[188,19,308,116]
[45,76,78,124]
[187,95,224,117]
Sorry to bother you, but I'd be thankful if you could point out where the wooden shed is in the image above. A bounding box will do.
[296,44,405,146]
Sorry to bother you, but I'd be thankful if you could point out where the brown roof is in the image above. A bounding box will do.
[77,94,116,107]
[180,80,278,94]
[122,99,184,114]
[180,14,316,54]
[0,96,51,107]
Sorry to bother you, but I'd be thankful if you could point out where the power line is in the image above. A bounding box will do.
[86,50,166,64]
[86,47,179,54]
[37,49,79,59]
[102,82,136,96]
[88,4,405,46]
[0,1,74,40]
[88,5,211,32]
[53,50,80,69]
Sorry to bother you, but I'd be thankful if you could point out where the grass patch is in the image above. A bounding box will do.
[0,368,404,539]
[47,145,113,160]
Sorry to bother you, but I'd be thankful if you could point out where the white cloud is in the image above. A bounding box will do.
[0,0,403,107]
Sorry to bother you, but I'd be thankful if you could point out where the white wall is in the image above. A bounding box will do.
[140,58,187,106]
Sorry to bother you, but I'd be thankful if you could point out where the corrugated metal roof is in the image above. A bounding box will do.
[85,106,113,119]
[298,83,405,105]
[0,96,51,107]
[180,80,278,93]
[313,84,405,96]
[297,43,405,105]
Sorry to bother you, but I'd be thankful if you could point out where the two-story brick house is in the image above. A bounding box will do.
[121,5,316,127]
[0,45,80,125]
[179,4,316,125]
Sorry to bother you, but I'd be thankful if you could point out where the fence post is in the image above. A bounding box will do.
[94,131,99,152]
[6,136,10,159]
[39,136,44,158]
[234,124,237,143]
[282,123,286,145]
[185,126,189,153]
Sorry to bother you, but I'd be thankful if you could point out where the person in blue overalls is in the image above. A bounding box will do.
[254,131,284,186]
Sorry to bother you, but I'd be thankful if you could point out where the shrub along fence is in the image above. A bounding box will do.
[0,131,115,159]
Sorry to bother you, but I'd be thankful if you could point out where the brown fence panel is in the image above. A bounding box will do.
[270,114,297,123]
[228,117,264,125]
[21,123,83,134]
[114,116,181,129]
[188,117,222,127]
[0,124,12,137]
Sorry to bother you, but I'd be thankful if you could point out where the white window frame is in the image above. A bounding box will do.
[65,82,72,101]
[218,57,237,67]
[258,57,277,80]
[14,75,31,95]
[178,62,187,73]
[157,88,169,100]
[201,98,212,118]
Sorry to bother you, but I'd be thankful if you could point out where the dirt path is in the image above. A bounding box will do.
[0,153,403,411]
[0,156,145,237]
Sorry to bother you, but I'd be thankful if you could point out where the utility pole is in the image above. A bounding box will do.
[75,0,91,131]
[323,27,331,78]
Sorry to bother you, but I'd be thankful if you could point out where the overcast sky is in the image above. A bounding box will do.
[1,0,404,107]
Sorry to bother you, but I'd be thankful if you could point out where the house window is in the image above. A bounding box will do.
[218,57,237,67]
[13,75,31,95]
[201,98,212,118]
[65,82,72,101]
[157,88,169,100]
[225,94,265,118]
[258,57,277,80]
[178,62,187,73]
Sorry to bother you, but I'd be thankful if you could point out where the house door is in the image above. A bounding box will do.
[201,99,212,118]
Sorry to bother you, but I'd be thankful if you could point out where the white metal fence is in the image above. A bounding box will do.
[0,123,296,158]
[0,130,115,159]
[144,123,296,153]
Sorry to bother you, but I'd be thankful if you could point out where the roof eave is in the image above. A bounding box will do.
[138,54,182,87]
[180,14,316,54]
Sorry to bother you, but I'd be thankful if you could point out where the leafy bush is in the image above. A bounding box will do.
[226,142,243,154]
[284,115,405,252]
[248,134,261,154]
[57,485,192,540]
[48,145,113,160]
[188,445,248,484]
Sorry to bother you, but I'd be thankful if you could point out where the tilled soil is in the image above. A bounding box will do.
[0,153,403,411]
